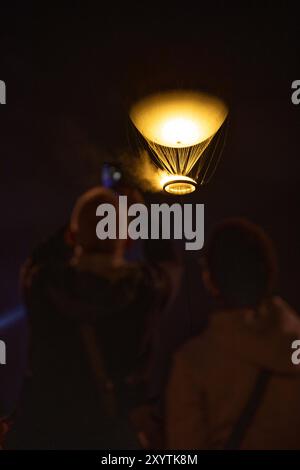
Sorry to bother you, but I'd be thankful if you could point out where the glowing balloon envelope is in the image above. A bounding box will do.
[130,90,228,194]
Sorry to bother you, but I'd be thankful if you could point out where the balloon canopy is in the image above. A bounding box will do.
[130,90,228,194]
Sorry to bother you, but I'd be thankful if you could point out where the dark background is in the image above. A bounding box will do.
[0,1,299,332]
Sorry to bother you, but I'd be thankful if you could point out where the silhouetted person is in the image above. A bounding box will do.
[0,305,28,449]
[11,187,180,449]
[166,218,300,449]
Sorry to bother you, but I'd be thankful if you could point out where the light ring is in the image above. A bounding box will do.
[163,177,197,195]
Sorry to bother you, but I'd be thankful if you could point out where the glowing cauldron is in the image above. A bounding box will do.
[130,90,228,194]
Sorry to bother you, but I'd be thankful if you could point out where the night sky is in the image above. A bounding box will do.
[0,2,299,323]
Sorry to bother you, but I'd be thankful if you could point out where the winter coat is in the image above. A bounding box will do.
[166,297,300,449]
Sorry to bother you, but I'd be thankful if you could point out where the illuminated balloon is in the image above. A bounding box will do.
[130,90,228,194]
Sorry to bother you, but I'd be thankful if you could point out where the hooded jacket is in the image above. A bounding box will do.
[166,297,300,449]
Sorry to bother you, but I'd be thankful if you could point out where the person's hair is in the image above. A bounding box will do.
[204,218,278,308]
[70,186,120,254]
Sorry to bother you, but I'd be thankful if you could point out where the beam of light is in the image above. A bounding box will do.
[0,305,25,329]
[130,90,228,193]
